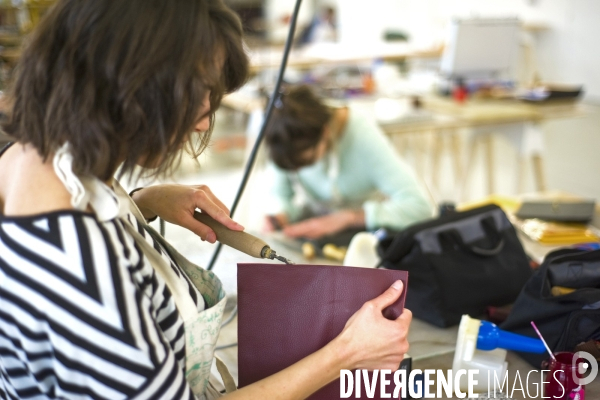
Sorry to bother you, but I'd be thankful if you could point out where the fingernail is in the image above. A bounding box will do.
[236,223,245,230]
[207,232,216,243]
[392,280,403,290]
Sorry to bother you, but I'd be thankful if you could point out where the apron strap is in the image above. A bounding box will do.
[112,180,198,318]
[120,218,199,319]
[215,356,237,393]
[113,180,235,397]
[112,180,151,226]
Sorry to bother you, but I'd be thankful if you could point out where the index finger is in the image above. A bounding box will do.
[194,185,230,215]
[195,194,244,231]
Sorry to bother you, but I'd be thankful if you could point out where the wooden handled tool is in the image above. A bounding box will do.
[193,211,293,264]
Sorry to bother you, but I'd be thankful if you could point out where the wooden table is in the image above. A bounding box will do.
[420,97,587,198]
[350,96,588,200]
[222,90,586,134]
[247,42,442,74]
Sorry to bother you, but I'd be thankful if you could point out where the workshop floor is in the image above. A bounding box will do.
[127,103,600,396]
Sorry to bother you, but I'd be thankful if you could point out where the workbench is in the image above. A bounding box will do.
[222,90,588,202]
[205,222,599,399]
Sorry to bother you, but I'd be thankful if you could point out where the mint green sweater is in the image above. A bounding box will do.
[266,108,434,230]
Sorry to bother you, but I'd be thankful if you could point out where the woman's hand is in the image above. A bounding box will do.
[263,213,289,232]
[222,280,411,399]
[283,209,365,239]
[332,280,411,371]
[130,184,243,243]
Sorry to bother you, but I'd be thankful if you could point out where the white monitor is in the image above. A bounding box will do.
[440,18,521,80]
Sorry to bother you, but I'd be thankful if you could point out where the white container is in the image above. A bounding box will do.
[343,232,380,268]
[452,315,508,393]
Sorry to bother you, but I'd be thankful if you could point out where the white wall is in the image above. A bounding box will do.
[332,0,600,101]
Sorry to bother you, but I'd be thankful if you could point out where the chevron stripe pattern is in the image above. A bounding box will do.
[0,210,205,399]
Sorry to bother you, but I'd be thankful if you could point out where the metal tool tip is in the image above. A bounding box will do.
[275,255,294,264]
[263,246,294,264]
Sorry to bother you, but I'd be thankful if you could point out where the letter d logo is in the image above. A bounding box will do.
[573,351,598,386]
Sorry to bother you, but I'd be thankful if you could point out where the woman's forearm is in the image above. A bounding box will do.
[344,208,365,228]
[223,337,349,400]
[223,282,410,399]
[129,188,158,220]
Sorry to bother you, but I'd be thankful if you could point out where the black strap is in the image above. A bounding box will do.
[439,216,505,257]
[0,141,14,158]
[128,187,158,222]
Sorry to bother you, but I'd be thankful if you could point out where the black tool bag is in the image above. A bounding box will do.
[377,204,532,327]
[500,248,600,367]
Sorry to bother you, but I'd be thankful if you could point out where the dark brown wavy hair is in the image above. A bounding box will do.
[265,85,333,170]
[3,0,249,180]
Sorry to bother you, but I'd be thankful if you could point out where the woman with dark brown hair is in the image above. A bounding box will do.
[0,1,411,399]
[264,85,433,240]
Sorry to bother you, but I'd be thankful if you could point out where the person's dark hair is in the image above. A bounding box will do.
[3,0,249,180]
[265,85,332,170]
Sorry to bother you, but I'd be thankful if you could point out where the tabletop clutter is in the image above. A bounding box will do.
[383,198,599,397]
[244,196,600,399]
[388,198,599,398]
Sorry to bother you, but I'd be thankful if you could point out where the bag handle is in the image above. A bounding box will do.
[439,216,505,257]
[215,356,237,393]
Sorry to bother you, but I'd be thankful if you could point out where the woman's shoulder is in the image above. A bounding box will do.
[0,208,194,399]
[0,208,147,302]
[0,210,138,342]
[340,107,389,152]
[0,209,101,250]
[344,107,386,138]
[0,142,75,217]
[0,210,125,285]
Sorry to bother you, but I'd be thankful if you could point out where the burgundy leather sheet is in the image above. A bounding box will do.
[237,263,409,399]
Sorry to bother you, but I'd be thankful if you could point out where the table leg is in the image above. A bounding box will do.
[430,130,443,193]
[459,133,479,201]
[532,154,546,192]
[450,130,462,182]
[517,154,527,194]
[485,134,495,194]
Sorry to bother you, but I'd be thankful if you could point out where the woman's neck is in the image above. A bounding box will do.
[328,107,349,141]
[0,143,102,216]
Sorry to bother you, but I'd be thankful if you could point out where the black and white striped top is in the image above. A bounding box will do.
[0,208,205,399]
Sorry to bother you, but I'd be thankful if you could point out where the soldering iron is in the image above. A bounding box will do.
[194,212,293,264]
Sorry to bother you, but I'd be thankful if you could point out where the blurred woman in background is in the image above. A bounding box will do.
[264,85,433,240]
